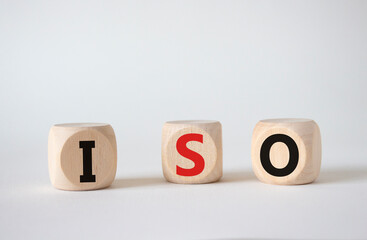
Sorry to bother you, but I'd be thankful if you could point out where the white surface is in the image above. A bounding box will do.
[0,0,366,239]
[2,161,367,239]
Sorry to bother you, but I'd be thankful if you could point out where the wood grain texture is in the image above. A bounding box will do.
[162,120,222,184]
[48,123,117,190]
[251,118,321,185]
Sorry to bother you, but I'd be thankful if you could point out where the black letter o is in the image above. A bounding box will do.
[260,134,299,177]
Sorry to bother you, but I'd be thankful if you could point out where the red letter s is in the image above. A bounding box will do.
[176,133,205,176]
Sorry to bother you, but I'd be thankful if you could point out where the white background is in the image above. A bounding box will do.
[0,0,366,239]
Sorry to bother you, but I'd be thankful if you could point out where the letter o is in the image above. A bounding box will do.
[260,134,299,177]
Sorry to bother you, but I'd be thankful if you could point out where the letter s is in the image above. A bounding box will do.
[176,133,205,176]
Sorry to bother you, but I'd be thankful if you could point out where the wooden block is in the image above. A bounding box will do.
[251,118,321,185]
[162,120,222,184]
[48,123,117,190]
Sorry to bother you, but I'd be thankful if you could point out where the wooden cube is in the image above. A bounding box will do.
[48,123,117,190]
[162,120,222,184]
[251,118,321,185]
